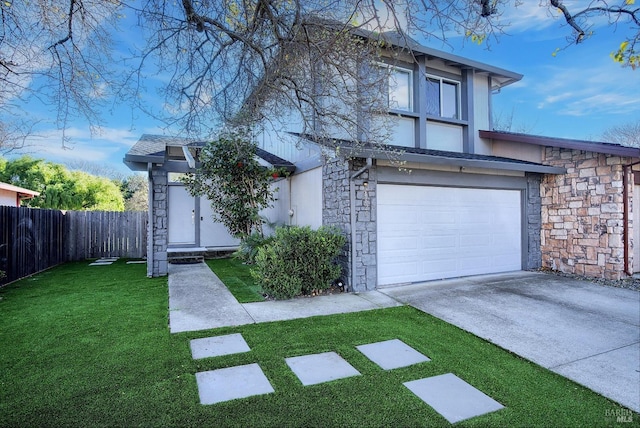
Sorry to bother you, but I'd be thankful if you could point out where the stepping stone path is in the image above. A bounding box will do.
[190,333,251,360]
[357,339,431,370]
[90,258,146,266]
[285,352,360,386]
[404,373,505,424]
[196,364,274,405]
[88,257,118,266]
[191,334,504,423]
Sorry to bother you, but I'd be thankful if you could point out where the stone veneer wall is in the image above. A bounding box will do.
[322,157,377,292]
[150,169,168,277]
[526,174,543,270]
[540,148,634,280]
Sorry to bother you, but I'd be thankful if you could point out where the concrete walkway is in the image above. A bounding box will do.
[168,262,400,333]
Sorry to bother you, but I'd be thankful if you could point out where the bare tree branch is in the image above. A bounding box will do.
[1,0,638,152]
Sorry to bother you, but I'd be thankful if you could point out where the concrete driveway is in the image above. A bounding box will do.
[380,271,640,412]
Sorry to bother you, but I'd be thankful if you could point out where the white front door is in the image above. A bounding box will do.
[634,184,640,273]
[168,185,196,246]
[200,199,240,248]
[377,184,522,286]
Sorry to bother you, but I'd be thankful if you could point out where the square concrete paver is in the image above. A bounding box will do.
[195,363,274,405]
[357,339,430,370]
[190,333,251,360]
[285,352,361,386]
[404,373,504,424]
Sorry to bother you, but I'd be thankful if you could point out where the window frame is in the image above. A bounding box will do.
[425,74,461,120]
[377,62,414,113]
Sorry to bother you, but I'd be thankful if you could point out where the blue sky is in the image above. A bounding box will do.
[13,4,640,177]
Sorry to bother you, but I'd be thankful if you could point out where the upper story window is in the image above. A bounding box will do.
[388,66,413,111]
[426,75,460,119]
[376,63,413,112]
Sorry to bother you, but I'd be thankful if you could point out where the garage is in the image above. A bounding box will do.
[377,184,522,286]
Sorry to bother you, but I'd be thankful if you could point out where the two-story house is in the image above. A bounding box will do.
[125,30,640,288]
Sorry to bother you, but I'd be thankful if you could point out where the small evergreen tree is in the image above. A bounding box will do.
[182,130,278,238]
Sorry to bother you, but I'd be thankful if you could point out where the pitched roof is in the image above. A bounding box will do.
[294,134,565,174]
[374,31,522,88]
[124,134,295,173]
[479,130,640,158]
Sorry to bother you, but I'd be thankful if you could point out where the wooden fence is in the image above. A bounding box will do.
[0,206,147,285]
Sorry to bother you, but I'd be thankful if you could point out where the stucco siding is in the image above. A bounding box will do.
[472,74,491,155]
[492,140,543,163]
[290,167,322,228]
[0,189,17,207]
[426,122,463,152]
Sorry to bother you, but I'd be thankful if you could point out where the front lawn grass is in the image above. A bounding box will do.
[206,257,264,303]
[1,261,636,427]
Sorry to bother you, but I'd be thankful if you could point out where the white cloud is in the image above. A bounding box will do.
[498,2,561,33]
[528,56,640,118]
[496,1,617,41]
[87,126,139,148]
[19,126,139,164]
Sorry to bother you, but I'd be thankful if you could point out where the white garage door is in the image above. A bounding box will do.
[377,184,522,286]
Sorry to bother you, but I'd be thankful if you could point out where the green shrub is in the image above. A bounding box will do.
[251,226,346,299]
[233,232,274,264]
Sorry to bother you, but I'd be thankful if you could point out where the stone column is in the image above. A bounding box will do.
[526,174,542,270]
[151,169,168,276]
[322,157,378,291]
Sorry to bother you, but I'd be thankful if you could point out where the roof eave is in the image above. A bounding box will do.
[480,130,640,158]
[342,147,566,175]
[370,31,523,84]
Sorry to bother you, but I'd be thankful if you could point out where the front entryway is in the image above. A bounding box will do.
[168,185,196,246]
[377,184,522,285]
[168,184,239,249]
[200,197,240,248]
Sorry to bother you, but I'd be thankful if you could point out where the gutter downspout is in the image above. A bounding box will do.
[147,163,154,278]
[349,158,372,291]
[623,159,640,276]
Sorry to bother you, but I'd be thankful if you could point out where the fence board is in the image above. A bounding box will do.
[0,207,147,285]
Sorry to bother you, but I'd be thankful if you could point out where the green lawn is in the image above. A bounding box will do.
[1,260,637,427]
[206,257,265,303]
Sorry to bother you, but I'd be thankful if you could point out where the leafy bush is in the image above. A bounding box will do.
[233,232,274,265]
[251,226,346,299]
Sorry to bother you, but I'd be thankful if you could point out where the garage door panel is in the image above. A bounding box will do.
[419,211,457,224]
[378,238,418,251]
[379,262,418,281]
[378,184,522,286]
[422,235,458,248]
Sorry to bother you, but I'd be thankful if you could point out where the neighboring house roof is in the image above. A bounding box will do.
[0,182,40,198]
[124,134,295,173]
[294,134,566,175]
[480,130,640,158]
